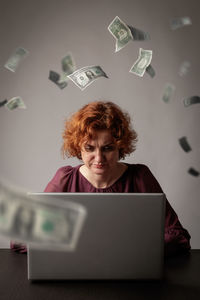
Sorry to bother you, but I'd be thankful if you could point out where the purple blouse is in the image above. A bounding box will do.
[11,163,191,256]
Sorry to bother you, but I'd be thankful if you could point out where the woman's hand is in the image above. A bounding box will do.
[10,241,27,253]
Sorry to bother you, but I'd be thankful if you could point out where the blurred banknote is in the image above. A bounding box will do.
[146,64,155,78]
[0,182,87,251]
[0,99,7,107]
[49,70,60,82]
[57,73,68,89]
[61,53,76,75]
[130,48,152,77]
[49,70,68,89]
[68,65,108,90]
[179,61,191,76]
[5,97,26,111]
[162,83,175,103]
[179,136,192,152]
[170,17,192,30]
[188,168,199,177]
[183,96,200,107]
[128,26,150,41]
[108,16,133,52]
[4,47,29,72]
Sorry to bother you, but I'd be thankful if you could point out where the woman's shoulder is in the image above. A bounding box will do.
[55,164,80,175]
[44,164,82,192]
[126,163,151,174]
[125,163,162,192]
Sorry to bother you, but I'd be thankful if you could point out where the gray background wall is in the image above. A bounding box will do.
[0,0,199,248]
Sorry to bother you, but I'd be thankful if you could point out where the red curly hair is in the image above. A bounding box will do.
[62,101,137,160]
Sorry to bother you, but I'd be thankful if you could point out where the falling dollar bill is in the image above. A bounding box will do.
[49,70,68,89]
[49,70,60,83]
[162,83,175,103]
[68,65,108,90]
[146,64,155,78]
[170,16,192,30]
[129,48,152,77]
[179,61,191,76]
[5,97,26,111]
[0,182,87,251]
[128,26,150,41]
[61,53,76,75]
[178,137,192,152]
[108,16,133,52]
[188,168,199,177]
[183,96,200,107]
[0,99,7,107]
[57,72,68,89]
[4,47,29,72]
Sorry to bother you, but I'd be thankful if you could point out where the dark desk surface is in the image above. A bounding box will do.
[0,249,199,300]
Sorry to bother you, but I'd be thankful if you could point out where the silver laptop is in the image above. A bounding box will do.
[27,193,166,280]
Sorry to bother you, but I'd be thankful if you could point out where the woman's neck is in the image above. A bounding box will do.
[80,163,128,189]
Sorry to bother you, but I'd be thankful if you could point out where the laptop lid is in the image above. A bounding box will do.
[27,193,166,280]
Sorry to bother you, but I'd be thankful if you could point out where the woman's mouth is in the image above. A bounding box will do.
[94,164,105,169]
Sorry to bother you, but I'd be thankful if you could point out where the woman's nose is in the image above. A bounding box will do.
[95,149,104,162]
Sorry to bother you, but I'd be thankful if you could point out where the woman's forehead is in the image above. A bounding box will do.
[84,129,114,143]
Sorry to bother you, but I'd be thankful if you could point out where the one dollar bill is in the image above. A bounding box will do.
[0,182,87,251]
[61,52,76,75]
[5,97,26,111]
[188,167,199,177]
[49,71,68,89]
[179,61,191,77]
[183,96,200,107]
[68,65,108,90]
[170,16,192,30]
[129,48,152,77]
[4,47,29,72]
[178,136,192,152]
[162,83,175,103]
[108,16,133,52]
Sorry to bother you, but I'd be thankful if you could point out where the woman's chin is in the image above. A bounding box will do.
[91,165,107,174]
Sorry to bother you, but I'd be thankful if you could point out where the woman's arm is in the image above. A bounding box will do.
[164,200,191,257]
[134,164,191,257]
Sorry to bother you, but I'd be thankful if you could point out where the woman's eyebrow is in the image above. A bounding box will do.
[102,142,115,146]
[85,141,114,145]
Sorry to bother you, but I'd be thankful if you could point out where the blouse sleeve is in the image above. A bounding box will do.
[10,241,27,254]
[44,166,73,192]
[134,164,191,257]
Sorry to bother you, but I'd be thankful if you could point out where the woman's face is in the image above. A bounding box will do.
[80,129,120,175]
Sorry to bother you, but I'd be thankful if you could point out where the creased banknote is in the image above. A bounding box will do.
[146,64,155,78]
[68,65,108,90]
[188,167,199,177]
[179,137,192,152]
[179,61,191,76]
[4,47,29,72]
[128,26,150,41]
[0,182,87,251]
[183,96,200,107]
[170,17,192,30]
[0,99,7,107]
[49,70,68,89]
[108,16,133,52]
[61,53,76,75]
[5,97,26,111]
[162,83,175,103]
[129,48,152,77]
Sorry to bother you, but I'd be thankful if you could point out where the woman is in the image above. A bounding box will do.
[11,101,191,256]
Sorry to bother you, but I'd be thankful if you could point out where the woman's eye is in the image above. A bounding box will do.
[84,145,94,152]
[103,146,114,151]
